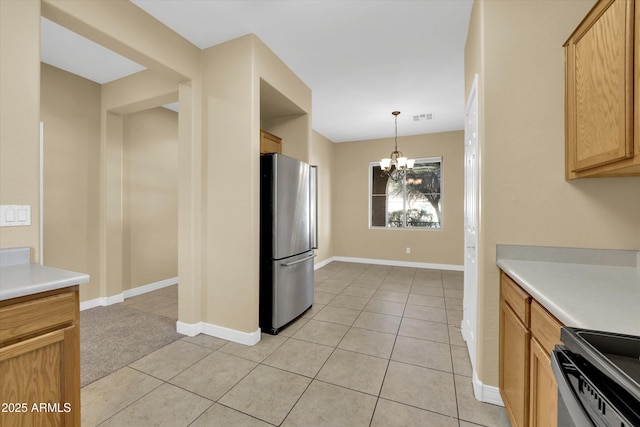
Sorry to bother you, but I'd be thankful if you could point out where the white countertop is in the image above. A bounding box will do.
[0,262,90,301]
[497,246,640,336]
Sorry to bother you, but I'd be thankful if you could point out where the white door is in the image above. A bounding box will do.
[462,75,479,376]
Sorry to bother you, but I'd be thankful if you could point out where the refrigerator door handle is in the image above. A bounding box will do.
[310,165,318,250]
[281,253,317,267]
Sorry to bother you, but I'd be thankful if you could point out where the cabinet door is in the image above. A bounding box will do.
[500,299,531,427]
[566,0,634,172]
[529,337,558,427]
[260,130,282,154]
[0,326,79,426]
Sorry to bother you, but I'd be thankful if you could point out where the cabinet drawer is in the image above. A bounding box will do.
[0,290,76,343]
[531,300,563,355]
[501,272,531,326]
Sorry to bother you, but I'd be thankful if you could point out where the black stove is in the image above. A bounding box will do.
[552,327,640,427]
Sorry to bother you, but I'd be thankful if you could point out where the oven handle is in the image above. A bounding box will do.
[551,347,594,426]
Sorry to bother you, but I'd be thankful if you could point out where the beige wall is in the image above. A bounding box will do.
[201,35,312,334]
[41,64,101,302]
[201,35,258,333]
[0,0,41,259]
[123,108,179,291]
[3,2,291,341]
[309,131,335,264]
[5,0,311,339]
[466,0,640,387]
[332,131,465,266]
[41,64,179,301]
[37,0,202,319]
[266,114,309,162]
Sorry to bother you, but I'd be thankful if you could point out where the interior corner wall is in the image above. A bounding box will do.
[255,38,312,163]
[332,131,465,267]
[466,0,640,388]
[122,107,178,291]
[0,0,41,258]
[309,131,335,264]
[40,64,102,302]
[103,111,125,299]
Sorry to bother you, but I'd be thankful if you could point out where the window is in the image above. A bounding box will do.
[370,157,442,229]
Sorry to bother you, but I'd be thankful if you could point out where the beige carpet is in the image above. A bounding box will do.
[80,304,182,387]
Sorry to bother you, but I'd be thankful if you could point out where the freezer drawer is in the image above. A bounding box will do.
[260,251,314,335]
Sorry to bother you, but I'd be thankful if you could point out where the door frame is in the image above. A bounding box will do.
[462,74,479,380]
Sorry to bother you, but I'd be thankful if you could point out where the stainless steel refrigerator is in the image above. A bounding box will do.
[260,153,317,335]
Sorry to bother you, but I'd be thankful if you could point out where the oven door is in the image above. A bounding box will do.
[551,347,593,426]
[551,346,640,427]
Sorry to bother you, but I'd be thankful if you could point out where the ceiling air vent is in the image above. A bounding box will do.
[413,113,435,122]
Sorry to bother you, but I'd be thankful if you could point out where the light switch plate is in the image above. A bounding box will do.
[0,205,31,227]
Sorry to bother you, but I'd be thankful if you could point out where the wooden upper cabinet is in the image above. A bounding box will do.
[565,0,640,178]
[260,130,282,155]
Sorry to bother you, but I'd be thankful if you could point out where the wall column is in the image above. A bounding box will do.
[177,81,205,327]
[0,0,41,258]
[100,112,124,298]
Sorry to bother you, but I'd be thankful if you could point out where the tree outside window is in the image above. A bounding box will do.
[370,157,442,229]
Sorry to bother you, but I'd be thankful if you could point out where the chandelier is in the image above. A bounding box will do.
[380,111,414,181]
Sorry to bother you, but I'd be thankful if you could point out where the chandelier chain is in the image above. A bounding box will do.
[380,111,414,182]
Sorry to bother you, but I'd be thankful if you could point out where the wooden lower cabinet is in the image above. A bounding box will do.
[529,300,563,427]
[500,299,531,427]
[499,271,564,427]
[0,287,80,426]
[529,337,558,427]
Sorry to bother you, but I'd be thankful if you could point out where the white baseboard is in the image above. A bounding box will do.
[123,277,178,299]
[472,371,504,406]
[176,321,261,346]
[314,257,334,270]
[330,256,464,271]
[80,277,178,311]
[80,294,124,311]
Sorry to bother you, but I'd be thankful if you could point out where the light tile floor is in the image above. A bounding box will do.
[81,262,510,426]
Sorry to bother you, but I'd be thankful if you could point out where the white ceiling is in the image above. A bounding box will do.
[40,0,473,143]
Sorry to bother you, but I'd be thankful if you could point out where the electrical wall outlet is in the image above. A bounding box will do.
[406,247,411,254]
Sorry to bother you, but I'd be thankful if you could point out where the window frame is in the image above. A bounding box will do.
[368,156,443,230]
